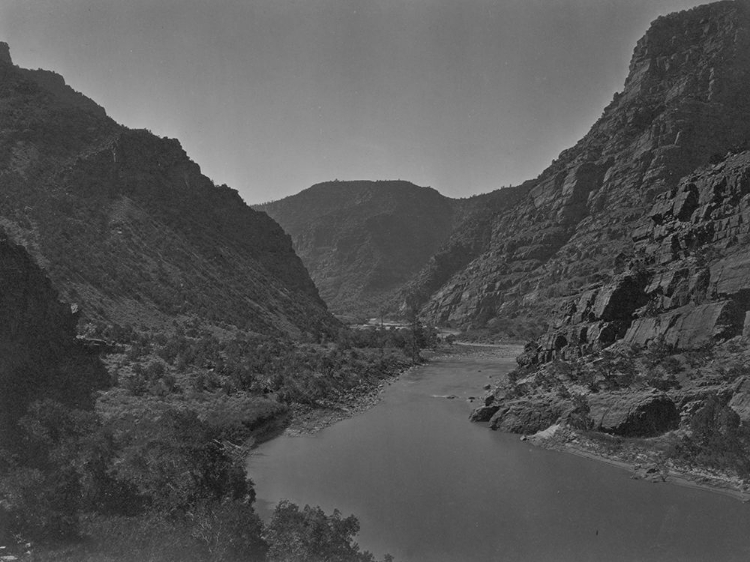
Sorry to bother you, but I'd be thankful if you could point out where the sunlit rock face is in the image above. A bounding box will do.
[417,1,750,341]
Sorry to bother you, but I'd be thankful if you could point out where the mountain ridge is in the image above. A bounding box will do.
[261,2,750,337]
[415,0,750,337]
[0,43,337,339]
[257,180,457,318]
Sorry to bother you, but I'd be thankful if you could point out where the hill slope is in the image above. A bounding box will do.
[0,45,336,338]
[257,180,456,317]
[0,235,107,446]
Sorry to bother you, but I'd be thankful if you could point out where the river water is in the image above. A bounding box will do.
[248,350,750,561]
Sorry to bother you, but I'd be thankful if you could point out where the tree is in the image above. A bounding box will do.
[265,501,386,562]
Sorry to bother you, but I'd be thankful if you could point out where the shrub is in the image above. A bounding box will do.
[265,500,390,562]
[188,500,268,561]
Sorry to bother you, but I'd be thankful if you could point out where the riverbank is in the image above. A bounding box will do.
[277,342,750,504]
[283,366,410,436]
[251,344,750,561]
[526,423,750,502]
[284,343,520,436]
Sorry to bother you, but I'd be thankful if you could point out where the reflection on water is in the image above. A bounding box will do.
[249,353,750,562]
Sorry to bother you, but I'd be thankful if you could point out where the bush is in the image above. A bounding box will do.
[188,500,268,561]
[669,394,750,477]
[265,500,390,562]
[0,401,106,542]
[107,408,251,514]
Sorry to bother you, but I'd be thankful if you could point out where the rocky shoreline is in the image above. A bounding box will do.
[524,423,750,503]
[280,342,750,503]
[283,368,410,436]
[284,343,515,436]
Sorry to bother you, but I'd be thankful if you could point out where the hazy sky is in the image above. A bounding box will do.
[1,0,709,204]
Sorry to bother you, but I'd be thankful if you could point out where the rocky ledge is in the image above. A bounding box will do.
[522,150,750,366]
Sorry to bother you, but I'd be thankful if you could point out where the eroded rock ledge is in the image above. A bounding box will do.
[522,150,750,366]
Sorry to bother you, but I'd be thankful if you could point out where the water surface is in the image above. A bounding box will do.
[249,352,750,561]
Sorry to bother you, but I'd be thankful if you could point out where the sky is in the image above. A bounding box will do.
[0,0,710,204]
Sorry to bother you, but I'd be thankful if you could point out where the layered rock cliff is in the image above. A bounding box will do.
[474,3,750,486]
[417,1,750,339]
[0,43,336,338]
[481,151,750,433]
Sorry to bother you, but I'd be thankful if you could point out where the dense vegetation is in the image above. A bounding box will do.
[0,44,450,560]
[0,50,336,339]
[0,309,444,560]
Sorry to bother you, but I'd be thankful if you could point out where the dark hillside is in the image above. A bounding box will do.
[257,180,456,317]
[0,44,336,338]
[0,235,107,446]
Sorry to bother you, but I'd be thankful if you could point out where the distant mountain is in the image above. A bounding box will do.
[256,180,457,318]
[257,1,750,347]
[0,44,336,338]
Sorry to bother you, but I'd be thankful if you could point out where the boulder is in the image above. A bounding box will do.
[587,391,679,437]
[672,182,699,221]
[489,396,569,434]
[624,300,745,349]
[710,255,750,304]
[469,404,500,423]
[728,376,750,423]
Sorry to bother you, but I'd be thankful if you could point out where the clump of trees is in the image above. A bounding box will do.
[1,318,412,560]
[668,394,750,477]
[266,501,393,562]
[1,396,393,561]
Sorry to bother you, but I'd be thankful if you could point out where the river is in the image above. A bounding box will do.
[248,349,750,561]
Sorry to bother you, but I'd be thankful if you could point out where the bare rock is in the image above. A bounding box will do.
[591,273,649,322]
[728,376,750,423]
[469,404,500,423]
[711,255,750,304]
[625,300,745,348]
[489,396,569,434]
[0,42,11,65]
[587,391,679,437]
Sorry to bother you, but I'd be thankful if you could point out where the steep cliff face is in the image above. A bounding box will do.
[479,151,750,454]
[474,4,750,478]
[0,235,107,445]
[522,149,750,363]
[0,45,336,337]
[419,1,750,337]
[626,151,750,347]
[258,181,456,317]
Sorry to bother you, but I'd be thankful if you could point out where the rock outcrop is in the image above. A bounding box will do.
[530,150,750,363]
[587,391,680,437]
[416,1,750,340]
[488,396,569,434]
